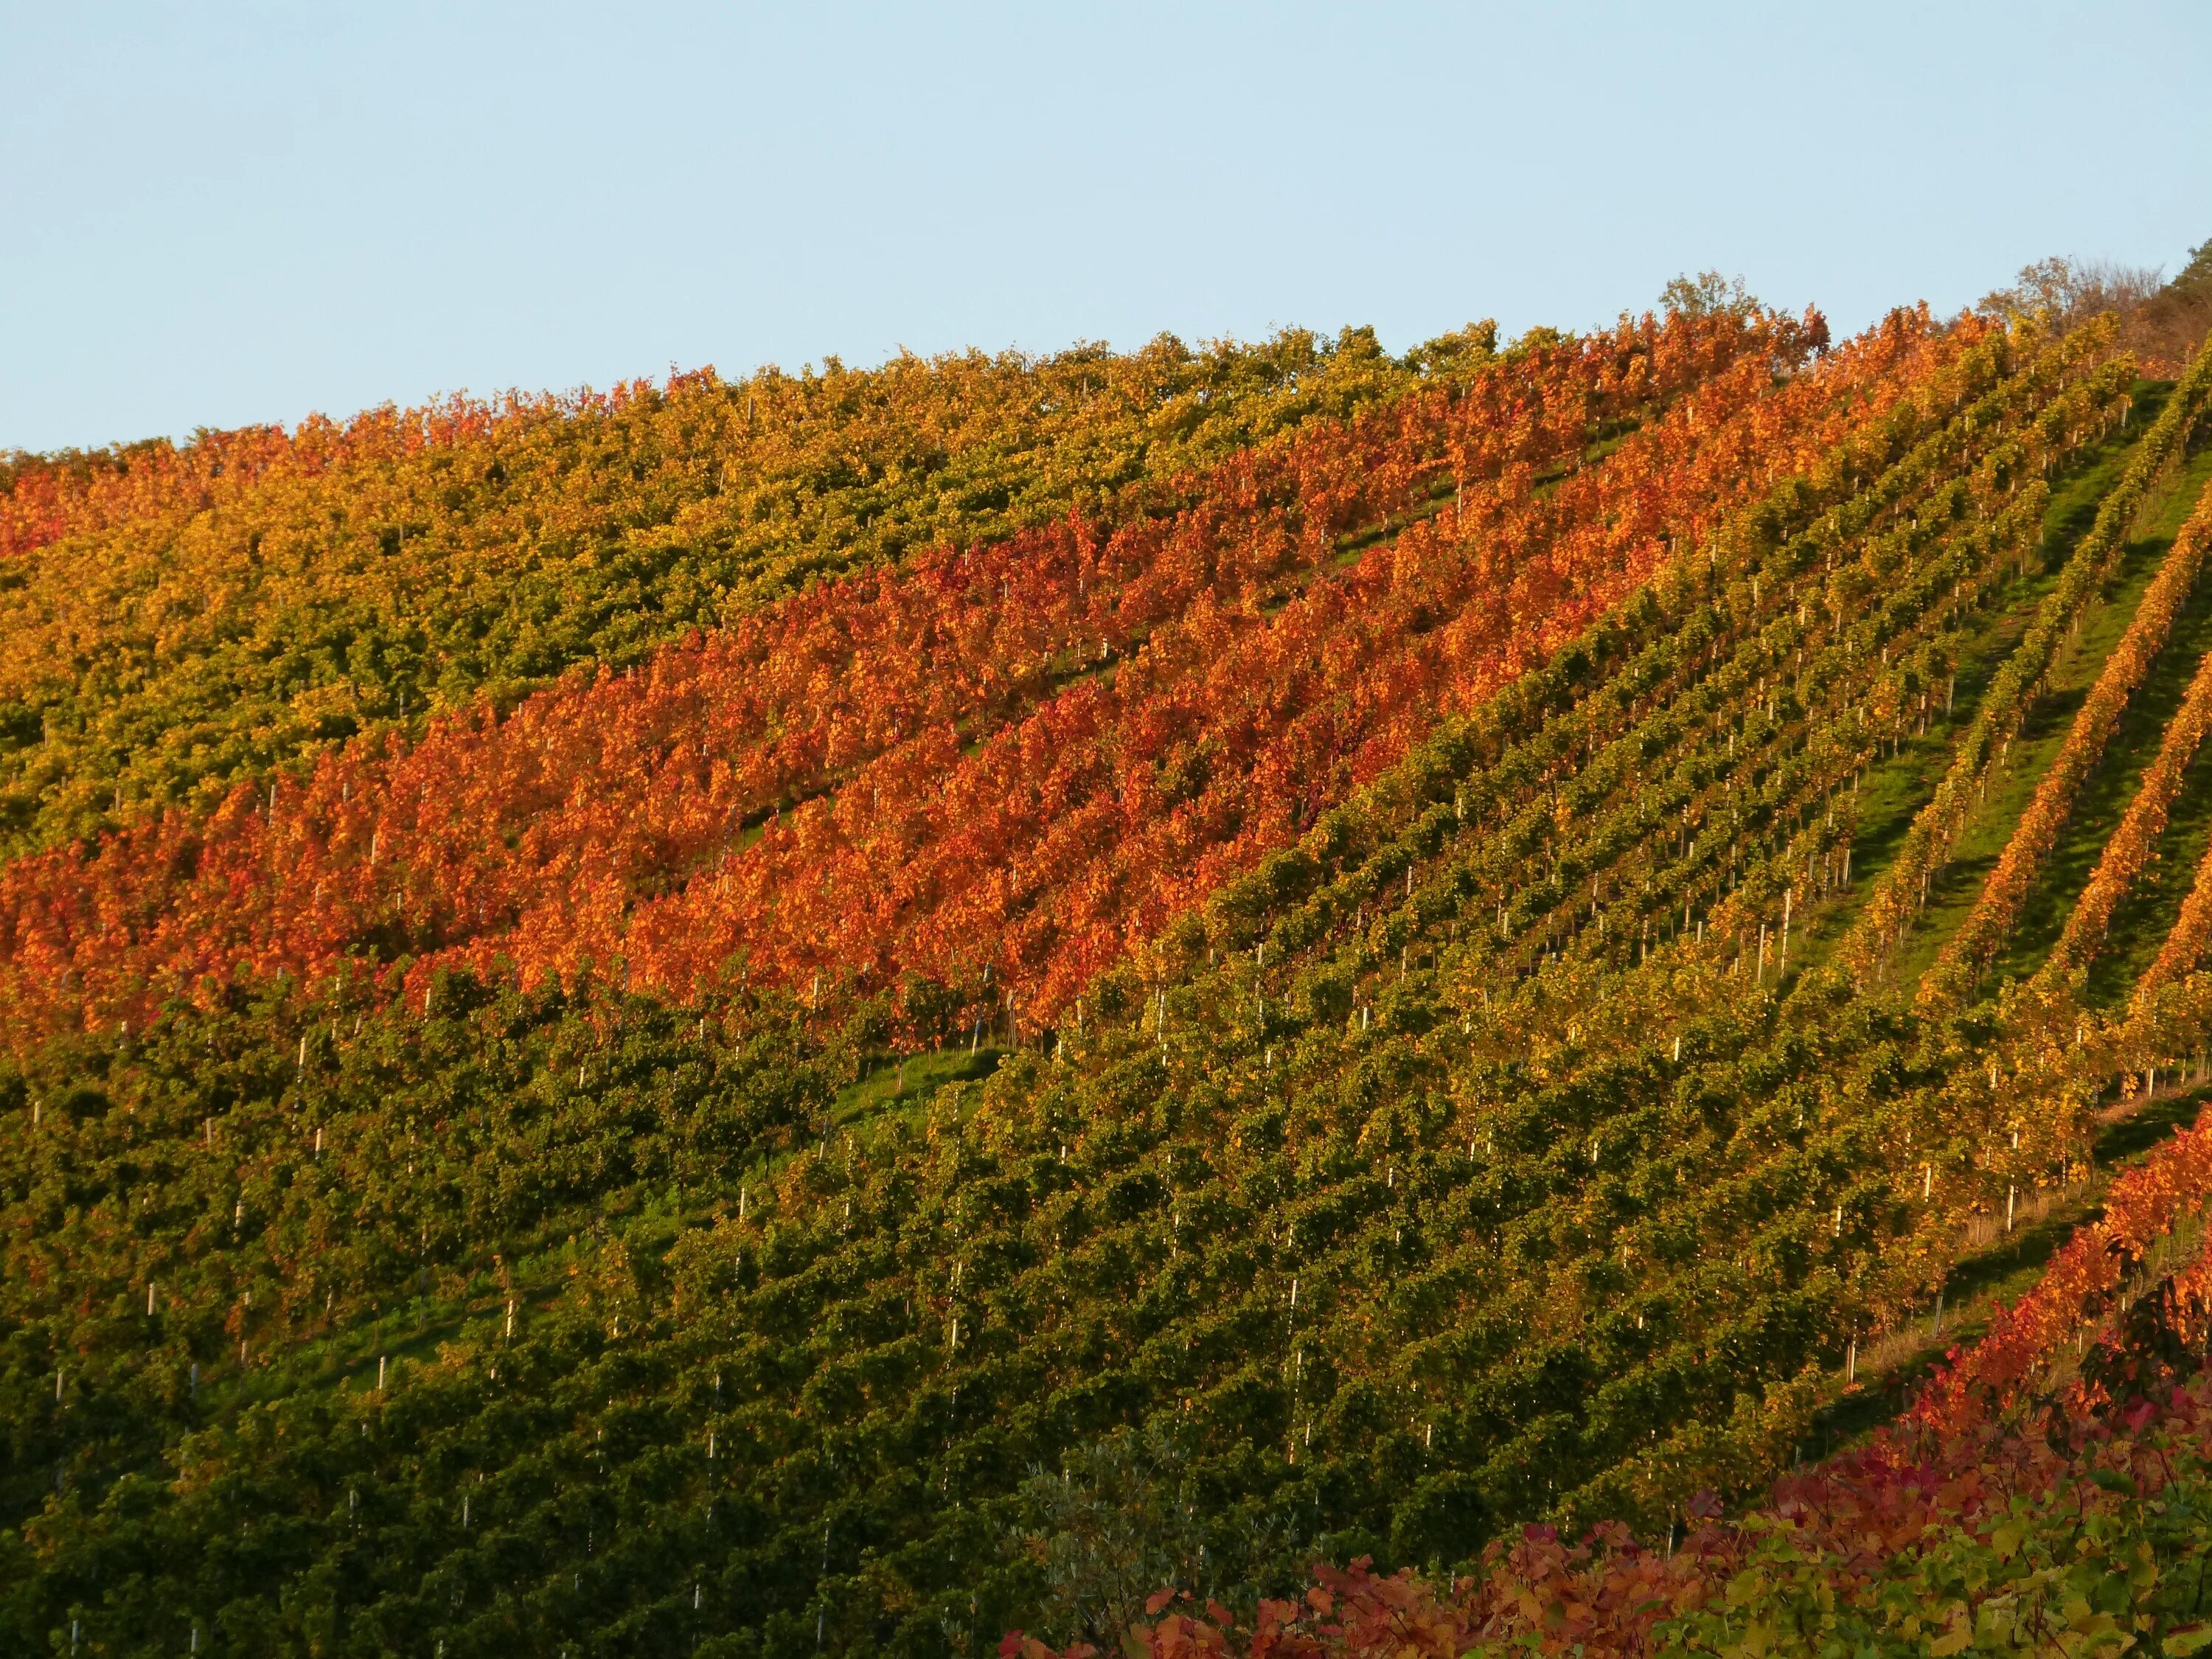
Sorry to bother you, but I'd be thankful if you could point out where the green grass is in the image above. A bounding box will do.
[832,1043,1004,1130]
[1784,385,2177,980]
[2082,459,2212,1004]
[1986,439,2212,988]
[1768,405,2212,1462]
[1907,461,2181,984]
[1789,387,2212,992]
[2093,728,2212,1003]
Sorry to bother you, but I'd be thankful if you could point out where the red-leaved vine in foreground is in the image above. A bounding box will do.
[1010,1319,2212,1658]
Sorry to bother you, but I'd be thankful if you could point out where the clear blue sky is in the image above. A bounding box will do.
[4,1,2208,453]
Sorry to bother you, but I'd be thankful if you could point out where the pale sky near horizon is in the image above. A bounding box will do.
[4,1,2208,453]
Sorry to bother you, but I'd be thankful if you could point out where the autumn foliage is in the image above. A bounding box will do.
[2049,532,2212,981]
[0,306,1993,1048]
[1908,1096,2212,1434]
[1927,470,2212,995]
[1845,322,2212,981]
[0,331,1464,855]
[1004,1113,2212,1658]
[18,299,2212,1656]
[1014,1370,2212,1657]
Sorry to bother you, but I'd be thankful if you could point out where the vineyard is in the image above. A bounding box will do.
[7,276,2212,1656]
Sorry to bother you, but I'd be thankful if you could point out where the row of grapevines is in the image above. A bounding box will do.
[1926,467,2212,996]
[615,315,1927,1026]
[0,383,2098,1638]
[1000,345,2212,1646]
[2148,842,2212,995]
[0,310,1868,1049]
[1910,1089,2212,1433]
[1022,342,2124,1528]
[1846,326,2212,983]
[0,959,1902,1650]
[0,326,1499,857]
[2048,521,2212,982]
[0,326,2123,1655]
[1499,470,2054,981]
[1217,450,2074,1038]
[1055,1359,2212,1659]
[1200,320,2121,987]
[1166,324,2125,1222]
[1065,326,2150,1509]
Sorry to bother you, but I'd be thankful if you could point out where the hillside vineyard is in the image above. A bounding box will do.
[8,305,2212,1655]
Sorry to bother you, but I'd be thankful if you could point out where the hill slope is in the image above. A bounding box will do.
[4,306,2212,1656]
